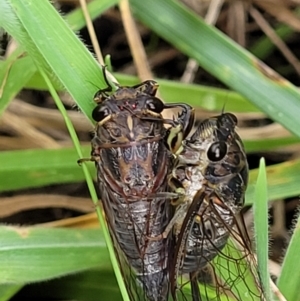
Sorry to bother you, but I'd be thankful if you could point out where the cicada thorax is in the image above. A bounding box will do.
[91,81,177,301]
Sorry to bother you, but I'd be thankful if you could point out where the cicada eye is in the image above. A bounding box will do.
[226,113,238,125]
[92,106,110,122]
[219,113,238,128]
[207,141,227,161]
[146,97,164,113]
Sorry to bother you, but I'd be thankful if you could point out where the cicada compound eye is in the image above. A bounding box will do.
[207,141,227,162]
[92,106,110,122]
[226,112,238,125]
[146,97,165,114]
[220,113,238,128]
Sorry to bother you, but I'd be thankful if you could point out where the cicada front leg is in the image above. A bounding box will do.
[164,103,195,139]
[163,103,195,155]
[77,155,100,165]
[147,177,187,241]
[132,80,158,96]
[93,65,117,104]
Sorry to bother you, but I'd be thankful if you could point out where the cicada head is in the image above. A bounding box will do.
[179,113,248,209]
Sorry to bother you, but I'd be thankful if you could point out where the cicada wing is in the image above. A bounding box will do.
[98,181,144,301]
[99,179,172,301]
[203,213,266,301]
[171,191,265,301]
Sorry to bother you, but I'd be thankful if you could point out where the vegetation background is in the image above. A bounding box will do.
[0,0,300,300]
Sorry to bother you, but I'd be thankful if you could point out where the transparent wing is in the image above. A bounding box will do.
[171,191,265,301]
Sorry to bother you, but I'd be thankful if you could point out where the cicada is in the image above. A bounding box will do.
[162,113,265,301]
[84,75,194,301]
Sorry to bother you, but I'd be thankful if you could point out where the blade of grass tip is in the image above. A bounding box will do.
[277,213,300,301]
[130,0,300,139]
[253,158,273,300]
[38,67,130,301]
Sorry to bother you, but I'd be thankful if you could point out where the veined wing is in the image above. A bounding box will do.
[99,176,173,301]
[90,77,194,301]
[164,112,265,301]
[94,126,173,301]
[171,188,265,301]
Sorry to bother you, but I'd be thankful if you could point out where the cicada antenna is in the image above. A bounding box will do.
[221,91,231,115]
[221,97,227,115]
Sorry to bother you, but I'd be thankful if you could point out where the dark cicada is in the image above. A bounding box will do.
[165,113,265,301]
[86,77,193,301]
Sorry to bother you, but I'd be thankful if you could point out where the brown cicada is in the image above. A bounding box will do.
[160,113,265,301]
[85,74,193,301]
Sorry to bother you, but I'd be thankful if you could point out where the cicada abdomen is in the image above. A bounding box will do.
[90,79,193,301]
[167,113,265,301]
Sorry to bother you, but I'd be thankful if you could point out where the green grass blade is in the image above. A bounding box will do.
[245,159,300,205]
[244,137,299,154]
[253,158,273,300]
[0,285,23,301]
[277,214,300,301]
[0,1,61,89]
[0,147,92,191]
[130,0,300,139]
[67,0,119,31]
[250,8,300,60]
[250,24,294,60]
[25,70,260,113]
[0,0,117,118]
[1,0,112,121]
[0,49,36,116]
[0,226,109,283]
[40,68,130,301]
[17,269,122,301]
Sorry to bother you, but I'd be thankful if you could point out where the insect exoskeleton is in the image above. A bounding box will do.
[83,74,195,301]
[162,113,263,301]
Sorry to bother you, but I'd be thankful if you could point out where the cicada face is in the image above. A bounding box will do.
[90,81,194,301]
[167,113,265,301]
[179,112,248,210]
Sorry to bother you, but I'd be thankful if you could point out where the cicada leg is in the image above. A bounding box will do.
[138,102,195,151]
[97,114,112,126]
[77,155,100,165]
[147,177,187,241]
[148,202,190,241]
[93,66,114,104]
[144,109,162,118]
[132,80,158,96]
[166,124,184,155]
[162,103,195,155]
[164,103,195,139]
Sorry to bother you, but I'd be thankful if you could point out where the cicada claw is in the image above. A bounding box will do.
[77,156,99,165]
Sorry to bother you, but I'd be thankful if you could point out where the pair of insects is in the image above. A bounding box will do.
[82,74,265,301]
